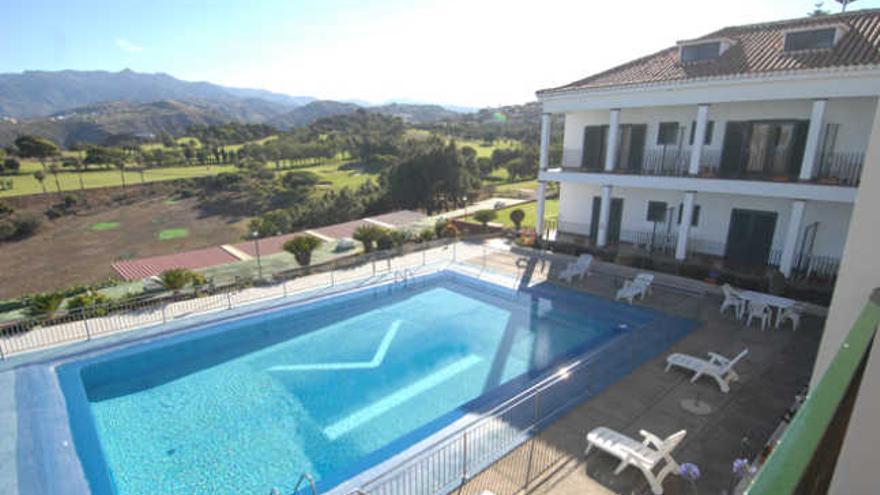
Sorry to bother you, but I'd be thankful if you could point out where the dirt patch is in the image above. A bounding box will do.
[0,197,249,299]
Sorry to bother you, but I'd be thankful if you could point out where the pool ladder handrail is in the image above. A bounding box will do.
[294,472,318,495]
[270,472,317,495]
[393,268,415,285]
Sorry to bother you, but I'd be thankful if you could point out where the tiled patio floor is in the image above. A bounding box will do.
[456,254,822,495]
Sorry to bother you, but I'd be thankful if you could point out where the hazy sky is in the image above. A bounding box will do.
[2,0,879,107]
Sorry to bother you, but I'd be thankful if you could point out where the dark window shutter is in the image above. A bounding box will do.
[647,201,667,222]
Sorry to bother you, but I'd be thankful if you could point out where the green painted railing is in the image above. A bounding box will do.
[746,288,880,494]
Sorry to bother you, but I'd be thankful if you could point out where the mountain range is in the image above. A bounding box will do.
[0,69,477,147]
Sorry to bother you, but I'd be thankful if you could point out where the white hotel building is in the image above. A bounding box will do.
[534,9,880,279]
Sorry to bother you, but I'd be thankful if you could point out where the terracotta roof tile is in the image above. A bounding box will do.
[539,9,880,95]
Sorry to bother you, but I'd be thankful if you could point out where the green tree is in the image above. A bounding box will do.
[283,235,322,266]
[2,157,20,174]
[509,208,526,231]
[473,209,497,228]
[33,170,47,193]
[14,135,60,172]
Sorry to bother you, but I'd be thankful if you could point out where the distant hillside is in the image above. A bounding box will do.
[0,99,257,147]
[0,69,313,119]
[269,100,360,129]
[270,101,462,129]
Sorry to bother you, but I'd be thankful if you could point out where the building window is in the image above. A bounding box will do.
[680,42,722,63]
[647,201,668,222]
[657,122,679,146]
[677,203,701,226]
[689,120,714,145]
[784,28,837,52]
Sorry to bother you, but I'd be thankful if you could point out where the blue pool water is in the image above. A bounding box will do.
[58,271,692,495]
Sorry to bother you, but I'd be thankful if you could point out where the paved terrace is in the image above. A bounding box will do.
[456,251,822,495]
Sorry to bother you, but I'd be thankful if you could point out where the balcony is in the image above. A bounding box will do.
[559,148,864,186]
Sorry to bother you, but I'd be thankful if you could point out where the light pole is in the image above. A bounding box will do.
[252,230,263,281]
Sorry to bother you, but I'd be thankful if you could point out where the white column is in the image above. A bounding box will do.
[597,185,612,247]
[800,99,827,181]
[675,191,696,261]
[536,113,551,236]
[535,183,547,237]
[604,109,620,172]
[779,200,806,277]
[688,104,710,175]
[539,113,551,171]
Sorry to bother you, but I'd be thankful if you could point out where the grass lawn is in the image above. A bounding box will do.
[1,163,240,198]
[296,162,378,191]
[494,179,538,195]
[464,199,559,229]
[158,228,189,240]
[453,138,520,159]
[91,221,121,231]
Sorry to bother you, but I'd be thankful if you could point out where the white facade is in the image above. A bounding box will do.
[535,69,880,276]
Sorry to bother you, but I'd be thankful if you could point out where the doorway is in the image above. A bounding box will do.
[590,196,624,245]
[725,208,778,267]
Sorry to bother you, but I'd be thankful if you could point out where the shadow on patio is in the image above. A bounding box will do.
[455,253,822,495]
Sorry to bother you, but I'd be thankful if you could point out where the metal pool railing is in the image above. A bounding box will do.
[341,288,700,495]
[0,240,528,361]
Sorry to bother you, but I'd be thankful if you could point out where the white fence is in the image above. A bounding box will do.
[0,240,521,361]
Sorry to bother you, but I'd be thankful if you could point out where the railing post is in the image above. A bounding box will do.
[283,280,289,297]
[422,250,426,266]
[461,430,469,483]
[453,242,457,262]
[0,335,6,361]
[226,291,233,310]
[83,316,92,340]
[372,259,376,276]
[482,245,487,269]
[161,304,168,324]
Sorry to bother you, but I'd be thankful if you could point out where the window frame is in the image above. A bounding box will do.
[680,41,722,63]
[657,122,680,146]
[783,27,838,52]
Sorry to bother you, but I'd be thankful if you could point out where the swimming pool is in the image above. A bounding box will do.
[57,270,695,495]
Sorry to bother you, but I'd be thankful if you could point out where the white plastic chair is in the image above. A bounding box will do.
[585,427,686,495]
[720,284,746,319]
[615,273,653,304]
[745,301,771,330]
[779,306,802,331]
[665,349,749,393]
[558,254,593,283]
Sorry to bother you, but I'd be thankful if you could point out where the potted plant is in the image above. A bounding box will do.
[283,235,323,267]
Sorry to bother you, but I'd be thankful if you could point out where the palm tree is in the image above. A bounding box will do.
[33,170,47,193]
[48,164,63,197]
[114,160,127,191]
[73,160,86,193]
[283,235,323,267]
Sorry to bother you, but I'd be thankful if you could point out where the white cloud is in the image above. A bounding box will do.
[115,38,144,53]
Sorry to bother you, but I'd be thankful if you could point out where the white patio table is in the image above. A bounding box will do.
[740,290,796,328]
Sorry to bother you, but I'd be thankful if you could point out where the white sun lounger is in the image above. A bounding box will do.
[558,254,593,283]
[615,273,654,304]
[585,427,686,495]
[665,349,749,393]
